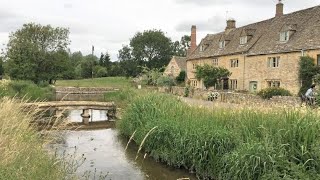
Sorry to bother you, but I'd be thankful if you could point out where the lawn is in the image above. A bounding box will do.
[55,77,132,88]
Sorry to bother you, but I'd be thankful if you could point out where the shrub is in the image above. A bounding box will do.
[257,87,292,99]
[156,76,175,87]
[175,71,186,83]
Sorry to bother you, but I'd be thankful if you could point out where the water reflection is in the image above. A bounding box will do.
[49,110,196,180]
[67,109,108,123]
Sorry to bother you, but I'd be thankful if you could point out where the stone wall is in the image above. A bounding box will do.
[159,86,302,107]
[55,87,119,94]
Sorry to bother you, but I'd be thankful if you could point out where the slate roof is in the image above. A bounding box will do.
[188,5,320,60]
[173,56,187,71]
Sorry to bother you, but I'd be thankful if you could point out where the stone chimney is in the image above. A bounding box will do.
[276,0,284,17]
[190,25,197,53]
[225,19,236,31]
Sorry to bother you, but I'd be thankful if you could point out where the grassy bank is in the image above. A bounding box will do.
[0,98,67,179]
[118,93,320,179]
[0,80,54,101]
[56,77,131,88]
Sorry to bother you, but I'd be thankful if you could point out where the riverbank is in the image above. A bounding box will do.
[0,98,68,179]
[118,93,320,179]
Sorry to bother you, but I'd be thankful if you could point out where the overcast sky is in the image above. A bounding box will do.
[0,0,319,60]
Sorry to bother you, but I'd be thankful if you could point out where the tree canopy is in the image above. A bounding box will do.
[195,64,231,89]
[5,23,71,84]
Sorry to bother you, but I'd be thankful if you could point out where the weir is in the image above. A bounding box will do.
[26,101,117,125]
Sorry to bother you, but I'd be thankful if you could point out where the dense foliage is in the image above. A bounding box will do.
[175,70,186,83]
[257,87,292,99]
[5,23,72,84]
[298,56,319,95]
[118,93,320,179]
[195,64,231,89]
[0,80,54,101]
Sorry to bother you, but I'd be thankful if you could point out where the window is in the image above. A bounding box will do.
[267,80,280,88]
[219,41,225,48]
[192,63,196,70]
[280,31,289,42]
[230,79,238,90]
[191,80,198,87]
[212,58,218,66]
[230,59,239,68]
[199,45,204,52]
[240,36,247,44]
[268,57,280,67]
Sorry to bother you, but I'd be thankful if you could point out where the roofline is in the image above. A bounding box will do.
[187,48,320,60]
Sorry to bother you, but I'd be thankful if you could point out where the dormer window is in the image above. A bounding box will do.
[219,41,225,48]
[240,36,248,45]
[280,31,289,42]
[199,45,204,52]
[199,44,209,52]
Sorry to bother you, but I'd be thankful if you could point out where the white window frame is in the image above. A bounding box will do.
[240,36,247,45]
[219,41,225,48]
[267,80,281,88]
[212,58,219,66]
[280,31,289,42]
[268,57,280,68]
[230,79,238,90]
[230,59,239,68]
[191,80,198,87]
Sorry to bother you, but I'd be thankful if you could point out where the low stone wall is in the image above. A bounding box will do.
[55,87,119,94]
[159,86,302,107]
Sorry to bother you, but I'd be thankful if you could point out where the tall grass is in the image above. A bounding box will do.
[0,80,54,101]
[0,97,67,179]
[118,93,320,179]
[103,88,138,108]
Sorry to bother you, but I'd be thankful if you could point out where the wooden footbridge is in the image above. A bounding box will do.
[26,101,116,126]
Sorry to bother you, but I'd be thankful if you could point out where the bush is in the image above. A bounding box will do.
[176,71,186,83]
[156,76,175,87]
[257,87,292,99]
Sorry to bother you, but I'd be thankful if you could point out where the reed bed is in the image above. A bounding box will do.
[118,93,320,179]
[0,97,67,180]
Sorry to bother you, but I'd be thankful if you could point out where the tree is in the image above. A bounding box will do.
[172,35,191,57]
[70,51,83,65]
[0,56,3,76]
[5,23,70,84]
[118,45,141,77]
[99,52,111,68]
[130,30,172,69]
[195,64,231,89]
[80,54,98,78]
[298,56,319,95]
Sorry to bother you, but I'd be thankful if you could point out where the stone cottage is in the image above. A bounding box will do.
[163,56,187,78]
[186,1,320,94]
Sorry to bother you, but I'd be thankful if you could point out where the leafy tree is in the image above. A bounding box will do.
[298,56,319,95]
[118,45,141,77]
[5,23,70,84]
[172,35,191,57]
[130,29,172,69]
[195,64,231,89]
[81,54,98,78]
[70,51,83,65]
[99,52,111,68]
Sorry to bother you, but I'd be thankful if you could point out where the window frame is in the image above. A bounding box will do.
[240,36,248,45]
[280,31,289,42]
[212,58,219,66]
[266,80,281,88]
[230,59,239,68]
[267,57,280,68]
[229,79,238,90]
[219,41,225,48]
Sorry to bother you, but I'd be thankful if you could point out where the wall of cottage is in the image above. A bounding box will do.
[163,58,181,77]
[158,86,301,107]
[186,49,320,95]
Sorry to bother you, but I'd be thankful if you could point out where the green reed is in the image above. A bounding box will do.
[118,93,320,179]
